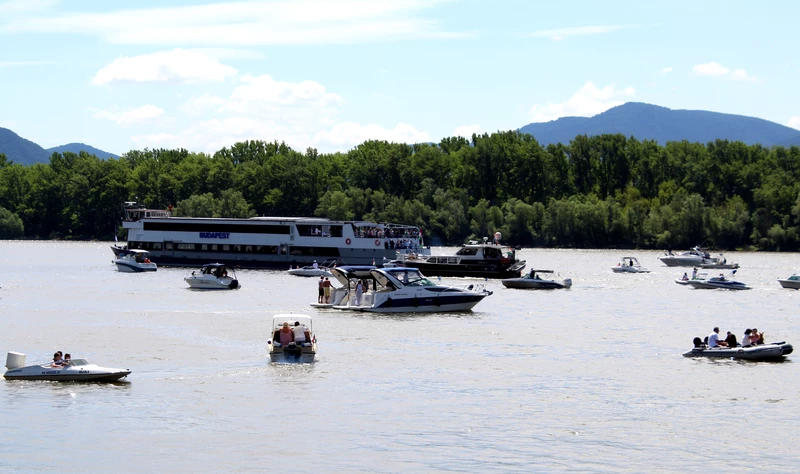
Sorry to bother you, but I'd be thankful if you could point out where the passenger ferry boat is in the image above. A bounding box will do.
[119,202,429,268]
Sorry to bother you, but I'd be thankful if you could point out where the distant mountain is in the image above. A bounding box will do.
[47,143,117,159]
[0,127,48,165]
[519,102,800,147]
[0,127,117,165]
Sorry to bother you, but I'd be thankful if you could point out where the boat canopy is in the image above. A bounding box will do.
[330,265,378,285]
[371,267,435,289]
[272,314,313,332]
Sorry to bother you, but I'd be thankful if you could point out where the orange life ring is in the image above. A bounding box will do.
[374,239,381,246]
[345,238,351,245]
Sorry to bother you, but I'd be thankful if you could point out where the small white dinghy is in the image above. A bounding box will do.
[3,352,131,382]
[611,256,649,273]
[113,249,157,272]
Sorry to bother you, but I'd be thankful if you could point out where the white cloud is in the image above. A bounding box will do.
[93,105,165,125]
[2,0,462,46]
[730,68,758,82]
[528,25,625,41]
[693,62,759,82]
[132,74,429,153]
[529,82,635,123]
[312,122,432,148]
[693,62,730,77]
[92,49,237,85]
[659,66,673,74]
[452,125,483,139]
[788,117,800,131]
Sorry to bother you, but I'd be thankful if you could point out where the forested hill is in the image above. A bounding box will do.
[0,127,49,165]
[519,102,800,147]
[0,127,117,165]
[47,143,117,159]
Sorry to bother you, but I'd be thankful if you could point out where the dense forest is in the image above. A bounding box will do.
[1,131,800,250]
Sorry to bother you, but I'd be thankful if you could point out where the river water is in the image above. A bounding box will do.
[0,242,797,472]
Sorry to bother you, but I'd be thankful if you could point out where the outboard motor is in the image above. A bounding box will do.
[229,280,239,289]
[693,337,704,348]
[5,351,26,370]
[563,278,573,289]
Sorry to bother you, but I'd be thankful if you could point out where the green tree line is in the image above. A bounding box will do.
[1,132,800,250]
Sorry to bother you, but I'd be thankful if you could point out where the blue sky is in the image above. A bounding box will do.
[0,0,798,154]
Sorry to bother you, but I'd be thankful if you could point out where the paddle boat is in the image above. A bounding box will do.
[501,269,572,289]
[113,249,157,272]
[683,341,793,362]
[328,266,492,313]
[267,315,317,363]
[777,274,800,289]
[611,256,649,273]
[185,263,240,290]
[3,352,131,382]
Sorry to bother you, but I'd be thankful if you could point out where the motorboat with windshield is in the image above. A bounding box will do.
[658,246,715,267]
[683,341,793,361]
[267,315,316,363]
[501,269,572,289]
[327,266,492,313]
[287,258,342,277]
[686,272,750,290]
[611,256,649,273]
[184,263,240,290]
[309,266,374,308]
[3,351,131,382]
[113,249,157,272]
[777,274,800,289]
[675,270,708,285]
[396,238,525,279]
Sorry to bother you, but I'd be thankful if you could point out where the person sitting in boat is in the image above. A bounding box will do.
[293,321,310,344]
[681,272,689,281]
[717,273,725,281]
[63,353,72,365]
[707,327,728,348]
[51,352,65,367]
[742,329,753,346]
[750,328,764,345]
[724,331,738,348]
[278,322,294,346]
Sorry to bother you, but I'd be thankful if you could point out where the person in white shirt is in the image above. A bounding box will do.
[312,260,318,269]
[707,327,728,348]
[293,321,310,344]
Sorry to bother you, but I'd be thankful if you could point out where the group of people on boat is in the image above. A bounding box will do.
[317,276,333,303]
[696,326,766,348]
[51,351,72,367]
[276,321,311,346]
[680,268,701,281]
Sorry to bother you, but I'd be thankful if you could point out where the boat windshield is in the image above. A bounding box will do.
[68,359,90,366]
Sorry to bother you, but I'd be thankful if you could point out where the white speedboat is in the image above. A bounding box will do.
[675,271,707,285]
[185,263,240,290]
[778,274,800,289]
[113,249,157,272]
[659,246,716,267]
[309,265,375,308]
[3,352,131,382]
[329,266,492,313]
[502,270,572,289]
[287,258,340,277]
[683,341,793,361]
[687,274,750,290]
[267,315,317,363]
[611,256,649,273]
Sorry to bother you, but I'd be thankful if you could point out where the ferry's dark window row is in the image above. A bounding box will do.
[143,222,291,234]
[296,225,343,237]
[129,241,341,257]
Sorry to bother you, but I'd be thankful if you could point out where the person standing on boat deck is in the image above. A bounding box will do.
[317,276,324,304]
[707,327,728,348]
[293,321,310,344]
[354,280,364,306]
[692,267,698,279]
[312,260,318,270]
[322,277,332,303]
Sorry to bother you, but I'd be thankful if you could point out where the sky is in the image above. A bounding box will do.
[0,0,798,155]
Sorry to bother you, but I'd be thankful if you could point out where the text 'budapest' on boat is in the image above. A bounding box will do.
[117,201,429,269]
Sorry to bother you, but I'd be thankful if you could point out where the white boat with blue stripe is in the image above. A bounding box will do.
[113,249,157,272]
[329,266,492,313]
